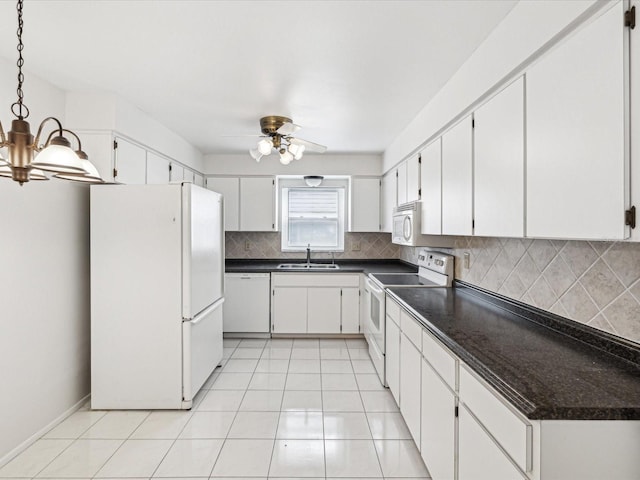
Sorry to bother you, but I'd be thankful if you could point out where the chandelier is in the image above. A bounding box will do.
[0,0,103,185]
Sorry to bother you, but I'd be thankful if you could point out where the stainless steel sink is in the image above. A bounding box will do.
[277,263,340,270]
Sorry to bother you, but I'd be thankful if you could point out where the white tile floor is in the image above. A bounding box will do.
[0,337,430,479]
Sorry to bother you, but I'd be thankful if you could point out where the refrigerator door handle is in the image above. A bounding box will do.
[188,297,225,325]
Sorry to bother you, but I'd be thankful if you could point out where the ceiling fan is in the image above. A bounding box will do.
[247,116,327,165]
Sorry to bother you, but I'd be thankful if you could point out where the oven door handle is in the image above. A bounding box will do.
[365,277,385,296]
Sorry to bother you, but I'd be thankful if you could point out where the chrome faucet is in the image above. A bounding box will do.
[306,243,311,266]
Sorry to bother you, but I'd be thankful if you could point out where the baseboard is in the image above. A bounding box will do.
[0,393,91,468]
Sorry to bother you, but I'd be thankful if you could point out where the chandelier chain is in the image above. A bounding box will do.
[12,0,29,119]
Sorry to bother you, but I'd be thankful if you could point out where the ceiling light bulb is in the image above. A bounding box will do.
[280,150,293,165]
[294,144,305,160]
[249,148,263,162]
[257,138,273,155]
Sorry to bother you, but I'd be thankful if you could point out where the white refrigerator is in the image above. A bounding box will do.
[90,183,224,409]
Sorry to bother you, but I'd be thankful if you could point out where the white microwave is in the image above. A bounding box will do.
[392,201,453,247]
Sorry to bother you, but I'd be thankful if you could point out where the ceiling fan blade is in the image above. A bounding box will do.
[277,122,302,135]
[289,137,327,153]
[219,134,265,137]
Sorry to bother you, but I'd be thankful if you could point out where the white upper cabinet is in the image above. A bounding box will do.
[146,151,170,184]
[396,155,420,206]
[526,2,629,240]
[406,154,420,203]
[114,137,146,185]
[240,177,275,231]
[397,162,408,205]
[194,173,205,187]
[474,77,525,237]
[351,177,381,232]
[170,163,184,183]
[380,171,397,233]
[207,177,240,232]
[442,116,473,236]
[420,139,442,235]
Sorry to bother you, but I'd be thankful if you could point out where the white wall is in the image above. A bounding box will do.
[66,92,204,172]
[204,153,382,176]
[0,59,91,462]
[383,0,600,172]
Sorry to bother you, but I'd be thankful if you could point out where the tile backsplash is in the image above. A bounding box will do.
[225,232,400,260]
[400,238,640,346]
[225,231,640,346]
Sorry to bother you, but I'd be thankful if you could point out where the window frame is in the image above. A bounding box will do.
[280,180,347,252]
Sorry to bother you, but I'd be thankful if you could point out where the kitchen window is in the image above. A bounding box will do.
[281,186,345,252]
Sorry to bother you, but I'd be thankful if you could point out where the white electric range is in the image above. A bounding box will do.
[363,250,454,386]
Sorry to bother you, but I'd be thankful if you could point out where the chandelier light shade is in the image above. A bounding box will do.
[249,148,263,162]
[0,0,103,185]
[257,138,273,156]
[279,149,293,165]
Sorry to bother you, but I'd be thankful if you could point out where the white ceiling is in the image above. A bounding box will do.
[0,1,517,156]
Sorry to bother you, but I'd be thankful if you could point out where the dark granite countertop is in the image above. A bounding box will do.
[225,259,418,274]
[387,282,640,421]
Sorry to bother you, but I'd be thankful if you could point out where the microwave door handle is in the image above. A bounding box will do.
[403,216,412,241]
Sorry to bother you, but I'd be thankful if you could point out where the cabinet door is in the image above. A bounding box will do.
[272,287,307,334]
[407,154,420,203]
[421,358,456,480]
[341,287,360,334]
[386,317,400,405]
[380,172,396,233]
[442,116,473,235]
[397,163,408,205]
[207,177,240,232]
[184,170,195,184]
[114,137,146,185]
[170,163,184,183]
[526,2,628,239]
[307,288,341,334]
[400,334,421,445]
[420,139,442,235]
[351,177,381,232]
[459,405,525,480]
[146,151,170,184]
[240,177,275,231]
[474,77,524,237]
[194,173,205,187]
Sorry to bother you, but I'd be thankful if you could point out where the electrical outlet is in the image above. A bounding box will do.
[352,241,361,251]
[463,252,470,269]
[244,241,251,251]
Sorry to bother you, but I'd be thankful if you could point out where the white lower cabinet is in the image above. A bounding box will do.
[459,404,525,480]
[400,332,421,445]
[341,288,360,334]
[421,358,456,480]
[308,288,341,334]
[272,287,307,334]
[271,274,360,334]
[386,315,400,405]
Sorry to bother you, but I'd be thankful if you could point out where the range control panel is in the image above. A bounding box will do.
[417,250,454,277]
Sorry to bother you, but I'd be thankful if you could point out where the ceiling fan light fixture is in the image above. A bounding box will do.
[249,148,263,162]
[304,175,323,187]
[279,150,293,165]
[288,143,305,160]
[257,138,273,155]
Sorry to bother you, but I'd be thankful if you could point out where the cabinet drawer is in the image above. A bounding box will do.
[272,273,359,287]
[400,310,421,350]
[422,329,457,390]
[386,295,400,325]
[459,365,532,473]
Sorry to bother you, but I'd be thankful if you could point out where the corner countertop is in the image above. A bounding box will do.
[225,259,418,274]
[387,283,640,421]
